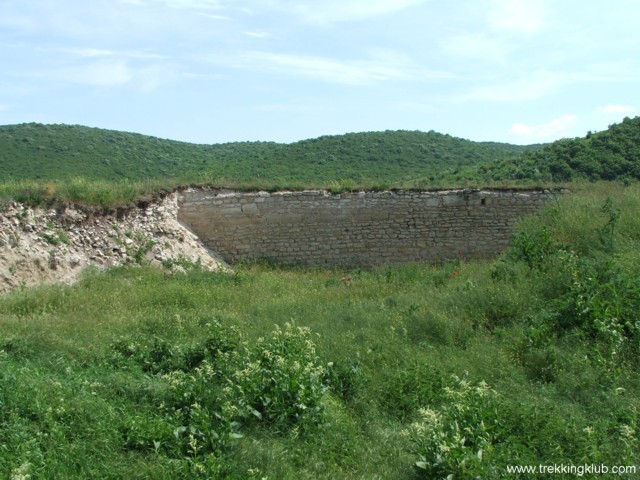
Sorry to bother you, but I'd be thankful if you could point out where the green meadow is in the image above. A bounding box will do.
[1,182,639,478]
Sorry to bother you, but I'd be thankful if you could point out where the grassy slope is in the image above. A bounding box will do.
[0,123,532,186]
[1,183,638,478]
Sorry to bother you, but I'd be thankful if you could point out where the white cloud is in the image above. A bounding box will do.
[163,0,222,8]
[67,48,166,60]
[59,60,133,87]
[239,52,400,85]
[244,31,270,38]
[70,48,117,58]
[119,0,224,9]
[52,58,179,91]
[197,13,231,20]
[253,102,324,114]
[0,11,38,34]
[123,0,428,22]
[488,0,547,33]
[278,0,428,24]
[233,50,451,86]
[441,33,511,64]
[463,70,567,102]
[600,104,635,114]
[510,114,577,141]
[461,63,640,104]
[581,61,640,83]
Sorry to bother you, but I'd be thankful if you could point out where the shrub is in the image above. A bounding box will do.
[378,362,445,420]
[506,196,640,366]
[405,374,499,478]
[556,250,640,361]
[230,322,328,431]
[327,178,356,193]
[509,226,557,271]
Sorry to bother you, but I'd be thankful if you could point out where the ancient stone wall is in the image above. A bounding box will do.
[177,188,557,268]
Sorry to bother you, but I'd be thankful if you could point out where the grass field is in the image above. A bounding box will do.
[1,183,639,478]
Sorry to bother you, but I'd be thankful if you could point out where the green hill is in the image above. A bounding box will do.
[471,116,640,183]
[0,123,531,187]
[2,118,638,206]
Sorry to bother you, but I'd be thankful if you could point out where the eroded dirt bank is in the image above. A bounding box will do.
[0,192,226,295]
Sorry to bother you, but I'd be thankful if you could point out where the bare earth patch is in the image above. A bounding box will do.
[0,192,227,295]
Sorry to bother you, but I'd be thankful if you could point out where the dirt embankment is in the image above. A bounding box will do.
[0,192,226,295]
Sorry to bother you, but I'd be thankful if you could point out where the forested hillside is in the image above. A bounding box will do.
[0,123,530,186]
[1,118,638,206]
[470,116,640,183]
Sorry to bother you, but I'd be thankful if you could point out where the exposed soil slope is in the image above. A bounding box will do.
[0,193,226,295]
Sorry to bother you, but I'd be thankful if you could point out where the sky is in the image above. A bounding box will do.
[1,0,639,145]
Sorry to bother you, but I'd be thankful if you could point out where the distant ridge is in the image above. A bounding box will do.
[2,118,637,189]
[0,123,533,186]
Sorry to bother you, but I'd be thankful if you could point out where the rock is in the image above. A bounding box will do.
[0,192,225,295]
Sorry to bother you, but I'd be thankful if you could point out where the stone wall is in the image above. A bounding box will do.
[177,188,557,268]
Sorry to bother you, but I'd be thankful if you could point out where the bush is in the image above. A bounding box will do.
[509,226,557,271]
[404,374,499,478]
[230,322,328,431]
[378,362,445,420]
[555,250,640,360]
[506,195,640,366]
[325,355,366,404]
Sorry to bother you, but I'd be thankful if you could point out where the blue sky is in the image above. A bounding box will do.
[1,0,638,145]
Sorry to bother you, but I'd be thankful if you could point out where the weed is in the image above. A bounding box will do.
[509,225,556,271]
[48,248,58,270]
[327,179,356,194]
[40,229,70,246]
[229,322,328,431]
[162,255,203,272]
[597,196,621,253]
[405,374,499,478]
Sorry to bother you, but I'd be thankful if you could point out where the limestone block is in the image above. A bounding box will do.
[222,206,244,215]
[241,203,259,214]
[441,195,468,207]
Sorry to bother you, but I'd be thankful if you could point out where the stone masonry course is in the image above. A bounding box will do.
[177,188,557,268]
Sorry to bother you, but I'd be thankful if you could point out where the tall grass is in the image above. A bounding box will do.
[0,184,639,478]
[0,177,179,207]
